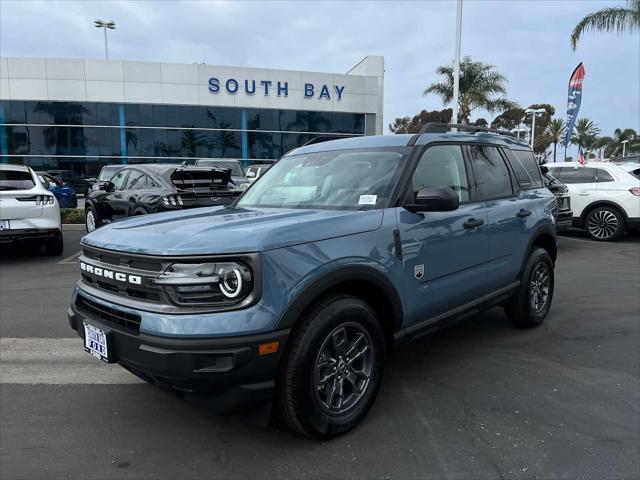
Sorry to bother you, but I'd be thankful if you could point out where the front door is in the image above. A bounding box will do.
[101,168,130,222]
[396,144,491,328]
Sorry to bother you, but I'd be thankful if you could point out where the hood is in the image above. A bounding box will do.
[82,207,384,255]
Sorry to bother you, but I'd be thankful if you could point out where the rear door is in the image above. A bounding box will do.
[396,143,490,325]
[467,144,533,290]
[0,169,42,222]
[548,166,597,217]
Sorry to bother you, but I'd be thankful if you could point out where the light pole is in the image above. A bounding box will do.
[451,0,463,126]
[621,139,629,157]
[94,19,116,60]
[525,108,546,149]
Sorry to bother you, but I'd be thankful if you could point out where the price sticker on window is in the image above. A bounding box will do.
[358,195,377,205]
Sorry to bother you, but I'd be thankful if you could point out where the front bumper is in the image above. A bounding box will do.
[68,296,289,412]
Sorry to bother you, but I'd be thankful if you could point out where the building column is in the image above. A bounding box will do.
[241,109,248,166]
[0,104,8,163]
[118,104,127,164]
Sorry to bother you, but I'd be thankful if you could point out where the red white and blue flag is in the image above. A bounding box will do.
[564,63,585,147]
[577,148,586,166]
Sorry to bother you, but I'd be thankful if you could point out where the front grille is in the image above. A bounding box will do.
[76,294,141,332]
[82,248,164,272]
[81,274,161,302]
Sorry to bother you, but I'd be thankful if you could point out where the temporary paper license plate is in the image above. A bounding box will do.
[83,322,109,362]
[0,220,10,230]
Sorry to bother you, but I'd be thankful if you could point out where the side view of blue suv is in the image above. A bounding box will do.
[68,123,557,438]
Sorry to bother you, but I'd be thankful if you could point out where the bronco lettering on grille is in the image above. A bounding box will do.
[80,262,142,285]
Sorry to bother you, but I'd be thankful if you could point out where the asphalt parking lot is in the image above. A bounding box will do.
[1,230,638,479]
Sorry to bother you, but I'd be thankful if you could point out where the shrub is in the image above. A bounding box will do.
[60,208,85,224]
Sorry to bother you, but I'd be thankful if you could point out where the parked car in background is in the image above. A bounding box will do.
[37,172,78,208]
[69,124,558,438]
[246,163,273,182]
[540,166,572,231]
[546,162,640,241]
[92,164,124,191]
[195,159,251,190]
[47,170,92,196]
[0,164,63,255]
[84,164,242,232]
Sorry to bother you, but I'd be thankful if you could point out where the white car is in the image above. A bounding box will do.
[546,162,640,241]
[0,164,63,255]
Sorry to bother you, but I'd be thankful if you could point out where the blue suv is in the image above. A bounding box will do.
[68,124,557,438]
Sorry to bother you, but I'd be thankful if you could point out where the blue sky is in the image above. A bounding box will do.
[1,0,638,155]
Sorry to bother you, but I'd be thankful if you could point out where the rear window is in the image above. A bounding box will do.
[630,168,640,180]
[0,170,35,190]
[510,150,543,189]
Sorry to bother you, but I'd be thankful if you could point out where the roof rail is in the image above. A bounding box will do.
[417,122,517,137]
[302,135,355,147]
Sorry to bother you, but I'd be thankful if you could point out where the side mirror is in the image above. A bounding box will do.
[540,165,549,174]
[100,182,113,192]
[406,186,460,213]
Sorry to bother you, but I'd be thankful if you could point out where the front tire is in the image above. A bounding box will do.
[504,247,554,328]
[278,295,385,439]
[585,206,624,241]
[85,206,100,233]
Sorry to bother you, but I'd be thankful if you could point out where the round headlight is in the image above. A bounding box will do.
[219,268,243,298]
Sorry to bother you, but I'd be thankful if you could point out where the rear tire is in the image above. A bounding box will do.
[585,206,624,241]
[278,295,385,439]
[504,247,554,328]
[45,233,63,256]
[132,207,148,216]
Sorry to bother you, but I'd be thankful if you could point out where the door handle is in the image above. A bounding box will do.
[463,218,484,229]
[516,209,532,218]
[578,191,589,196]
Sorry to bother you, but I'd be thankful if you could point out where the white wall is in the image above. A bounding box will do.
[1,56,384,133]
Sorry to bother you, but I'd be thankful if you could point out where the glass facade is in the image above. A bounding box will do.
[0,100,366,177]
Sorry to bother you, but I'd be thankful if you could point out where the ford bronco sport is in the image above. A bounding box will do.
[68,123,558,438]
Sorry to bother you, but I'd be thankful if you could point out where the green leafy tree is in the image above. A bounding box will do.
[424,57,518,124]
[571,118,601,155]
[388,109,452,134]
[544,119,566,163]
[490,107,525,131]
[472,118,488,127]
[571,0,640,49]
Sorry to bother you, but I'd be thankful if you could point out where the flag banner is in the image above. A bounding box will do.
[564,63,585,147]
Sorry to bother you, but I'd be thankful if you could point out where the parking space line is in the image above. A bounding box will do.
[57,251,82,265]
[0,338,144,384]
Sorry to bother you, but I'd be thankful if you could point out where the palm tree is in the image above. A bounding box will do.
[544,119,566,163]
[571,0,640,49]
[609,128,639,157]
[571,118,601,156]
[424,56,518,124]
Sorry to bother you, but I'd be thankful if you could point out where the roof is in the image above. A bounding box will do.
[287,132,530,156]
[0,164,30,172]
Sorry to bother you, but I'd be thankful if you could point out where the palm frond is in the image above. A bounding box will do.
[571,5,639,49]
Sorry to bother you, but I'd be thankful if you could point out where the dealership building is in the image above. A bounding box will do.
[0,55,384,177]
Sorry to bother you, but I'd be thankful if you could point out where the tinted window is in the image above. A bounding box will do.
[412,145,469,203]
[125,170,146,189]
[468,145,514,200]
[554,167,596,184]
[596,169,615,182]
[110,169,129,190]
[0,170,35,190]
[510,150,543,188]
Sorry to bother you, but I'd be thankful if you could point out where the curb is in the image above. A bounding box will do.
[62,224,85,231]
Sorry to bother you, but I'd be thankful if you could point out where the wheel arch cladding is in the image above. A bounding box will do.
[277,266,404,349]
[532,232,557,263]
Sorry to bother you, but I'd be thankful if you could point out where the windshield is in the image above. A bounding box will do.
[0,170,35,191]
[237,148,408,210]
[197,160,245,177]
